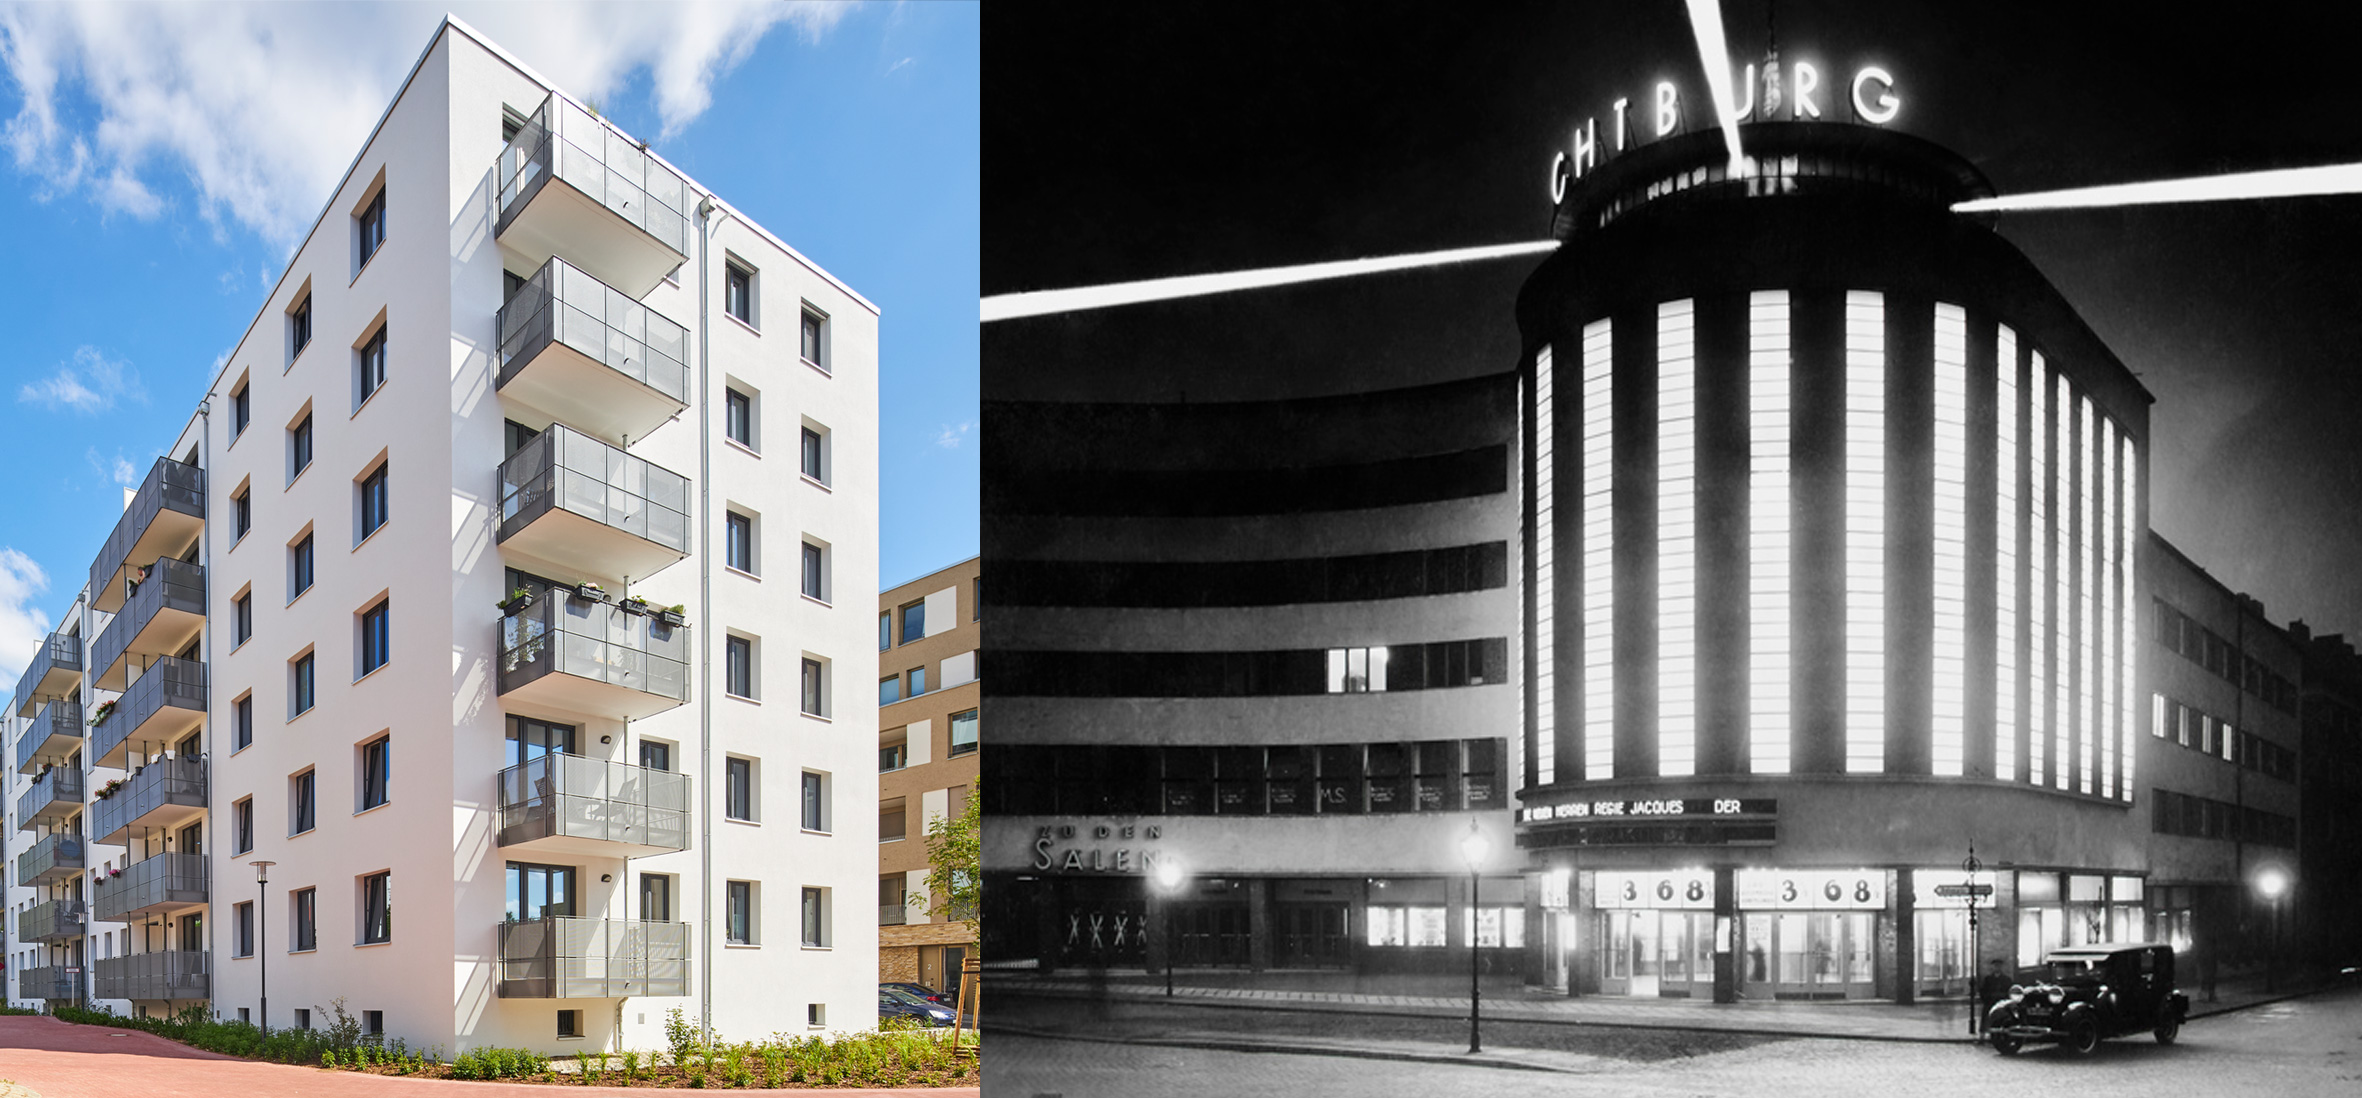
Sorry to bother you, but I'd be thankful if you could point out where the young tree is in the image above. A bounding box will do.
[910,785,981,944]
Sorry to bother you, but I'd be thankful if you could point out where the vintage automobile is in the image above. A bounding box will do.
[1985,942,2190,1055]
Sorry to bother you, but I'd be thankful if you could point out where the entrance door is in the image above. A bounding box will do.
[1274,903,1349,968]
[1916,908,1967,997]
[1760,912,1876,999]
[944,946,967,1002]
[1174,903,1251,967]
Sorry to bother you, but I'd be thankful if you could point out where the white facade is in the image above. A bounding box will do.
[7,17,879,1053]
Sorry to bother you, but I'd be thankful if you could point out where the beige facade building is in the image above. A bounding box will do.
[876,558,979,995]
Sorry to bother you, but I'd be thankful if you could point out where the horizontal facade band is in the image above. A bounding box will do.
[987,737,1508,818]
[986,445,1508,517]
[990,541,1507,608]
[991,637,1508,698]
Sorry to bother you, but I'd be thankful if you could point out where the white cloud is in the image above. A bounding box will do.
[887,56,914,75]
[84,446,141,487]
[19,345,145,413]
[0,547,51,687]
[935,421,972,449]
[0,1,856,246]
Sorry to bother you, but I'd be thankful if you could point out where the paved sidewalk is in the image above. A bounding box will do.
[0,1016,979,1098]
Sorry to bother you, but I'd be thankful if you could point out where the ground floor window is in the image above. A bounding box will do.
[1366,905,1447,947]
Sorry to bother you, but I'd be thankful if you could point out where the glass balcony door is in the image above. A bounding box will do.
[508,862,578,922]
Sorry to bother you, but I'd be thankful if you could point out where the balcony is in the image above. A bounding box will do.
[91,559,206,690]
[497,752,690,858]
[499,589,690,721]
[497,423,690,583]
[880,904,908,927]
[92,753,207,846]
[90,656,207,770]
[18,898,86,944]
[17,763,84,829]
[497,256,691,447]
[88,457,205,614]
[93,851,208,922]
[13,631,82,716]
[17,832,85,886]
[17,965,81,1002]
[16,699,83,775]
[95,950,210,1002]
[494,94,692,297]
[497,917,690,998]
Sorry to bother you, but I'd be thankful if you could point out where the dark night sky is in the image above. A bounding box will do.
[984,1,2362,639]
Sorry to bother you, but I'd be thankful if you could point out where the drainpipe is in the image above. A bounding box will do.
[694,191,727,1050]
[197,397,214,1017]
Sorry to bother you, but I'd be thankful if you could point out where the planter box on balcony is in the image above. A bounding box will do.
[496,255,690,446]
[497,423,690,584]
[498,588,689,721]
[90,656,206,770]
[494,94,691,297]
[88,457,204,614]
[497,917,690,999]
[497,752,690,858]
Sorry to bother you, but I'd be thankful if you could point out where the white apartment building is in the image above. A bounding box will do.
[7,16,880,1053]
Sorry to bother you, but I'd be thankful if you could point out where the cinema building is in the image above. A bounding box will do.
[1515,117,2160,1001]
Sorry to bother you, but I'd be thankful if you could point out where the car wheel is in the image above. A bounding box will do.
[1991,1033,2022,1057]
[2154,1013,2180,1045]
[2067,1017,2100,1056]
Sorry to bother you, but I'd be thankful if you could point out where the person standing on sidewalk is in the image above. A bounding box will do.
[1979,959,2012,1010]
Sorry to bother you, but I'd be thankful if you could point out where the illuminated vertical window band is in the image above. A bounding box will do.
[1534,346,1557,786]
[1844,291,1885,773]
[2098,415,2116,798]
[1932,304,1967,777]
[1994,326,2019,783]
[2120,434,2138,802]
[2028,352,2049,788]
[1749,291,1792,775]
[2064,378,2084,793]
[1658,300,1697,777]
[2053,372,2073,791]
[1581,319,1615,781]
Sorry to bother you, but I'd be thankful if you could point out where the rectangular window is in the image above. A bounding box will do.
[880,802,908,841]
[1324,646,1388,693]
[233,384,251,436]
[291,414,313,479]
[234,796,254,854]
[801,772,824,831]
[726,757,753,820]
[557,1010,580,1038]
[1747,294,1790,774]
[291,295,312,358]
[360,736,390,810]
[879,675,902,706]
[1932,303,1968,777]
[292,770,316,834]
[800,310,825,369]
[360,601,390,675]
[801,542,825,600]
[360,464,389,539]
[365,1011,383,1037]
[879,612,890,652]
[2119,434,2138,803]
[293,652,315,715]
[880,738,907,772]
[640,874,673,922]
[234,593,253,645]
[725,387,753,447]
[1533,345,1557,785]
[909,666,927,697]
[358,188,386,268]
[726,511,753,572]
[296,1008,311,1030]
[726,635,753,698]
[801,427,823,480]
[1580,318,1614,780]
[292,534,315,597]
[638,740,670,772]
[949,708,978,756]
[234,693,254,750]
[236,901,255,958]
[899,600,924,644]
[293,888,317,952]
[800,886,825,947]
[1657,299,1696,778]
[801,657,824,716]
[1844,290,1885,773]
[1994,325,2020,782]
[728,881,754,944]
[726,265,753,324]
[2029,352,2051,787]
[357,327,387,405]
[361,871,391,944]
[234,488,252,539]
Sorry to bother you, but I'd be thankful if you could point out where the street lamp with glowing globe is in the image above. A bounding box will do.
[2257,867,2289,993]
[1152,856,1186,998]
[1459,821,1491,1054]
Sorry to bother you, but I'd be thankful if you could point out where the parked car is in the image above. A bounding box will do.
[879,985,957,1027]
[1985,942,2190,1055]
[881,980,953,1006]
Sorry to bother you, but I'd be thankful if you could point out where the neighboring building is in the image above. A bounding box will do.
[7,15,880,1049]
[2287,621,2362,967]
[876,558,980,998]
[982,376,1522,976]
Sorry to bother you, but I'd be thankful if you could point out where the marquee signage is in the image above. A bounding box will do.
[1595,869,1716,910]
[1736,868,1886,910]
[1522,796,1775,824]
[1549,54,1904,202]
[1030,821,1168,874]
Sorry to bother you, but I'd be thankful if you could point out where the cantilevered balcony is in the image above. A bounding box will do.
[17,764,83,829]
[18,898,86,944]
[88,458,205,614]
[497,256,690,447]
[17,965,81,1002]
[15,699,82,775]
[95,950,209,1002]
[496,917,690,998]
[494,94,692,297]
[92,753,206,847]
[90,559,206,690]
[498,590,689,721]
[90,656,206,770]
[497,753,690,858]
[93,851,207,922]
[17,832,85,886]
[13,631,82,716]
[498,424,690,583]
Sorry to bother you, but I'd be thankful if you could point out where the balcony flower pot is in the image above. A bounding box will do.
[658,605,687,627]
[88,700,117,727]
[575,582,610,604]
[619,597,652,616]
[497,588,537,616]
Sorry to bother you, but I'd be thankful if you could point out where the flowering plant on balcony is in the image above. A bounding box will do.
[88,700,118,726]
[619,596,652,616]
[497,588,537,615]
[575,581,608,603]
[96,778,126,799]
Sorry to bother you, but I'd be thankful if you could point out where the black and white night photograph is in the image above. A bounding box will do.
[978,2,2362,1095]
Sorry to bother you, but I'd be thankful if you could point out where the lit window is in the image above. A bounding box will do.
[1748,292,1790,774]
[2078,394,2097,795]
[1324,646,1388,693]
[1580,318,1614,780]
[1844,291,1884,773]
[2028,352,2050,787]
[1931,304,1967,777]
[1994,326,2019,782]
[2120,434,2138,802]
[2052,370,2072,790]
[1657,300,1696,777]
[2098,415,2117,797]
[1532,344,1557,785]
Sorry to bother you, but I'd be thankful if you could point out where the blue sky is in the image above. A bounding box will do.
[0,1,978,678]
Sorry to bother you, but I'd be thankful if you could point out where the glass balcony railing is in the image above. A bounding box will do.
[497,255,690,447]
[13,631,82,716]
[497,589,690,720]
[880,904,909,927]
[17,965,81,1002]
[93,851,208,922]
[18,897,86,943]
[95,950,210,1002]
[497,752,690,856]
[92,753,206,847]
[494,94,693,296]
[91,559,206,690]
[17,763,84,829]
[91,656,206,770]
[17,832,85,886]
[89,458,205,614]
[497,423,691,583]
[16,699,82,775]
[497,917,690,999]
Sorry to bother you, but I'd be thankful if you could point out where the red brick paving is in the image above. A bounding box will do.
[0,1017,978,1098]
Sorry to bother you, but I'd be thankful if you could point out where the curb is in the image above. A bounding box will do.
[987,1021,1583,1074]
[2184,982,2350,1021]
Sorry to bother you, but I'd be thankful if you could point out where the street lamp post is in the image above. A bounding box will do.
[1459,820,1492,1055]
[1152,857,1185,998]
[1964,847,1983,1037]
[250,861,275,1034]
[2257,868,2287,994]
